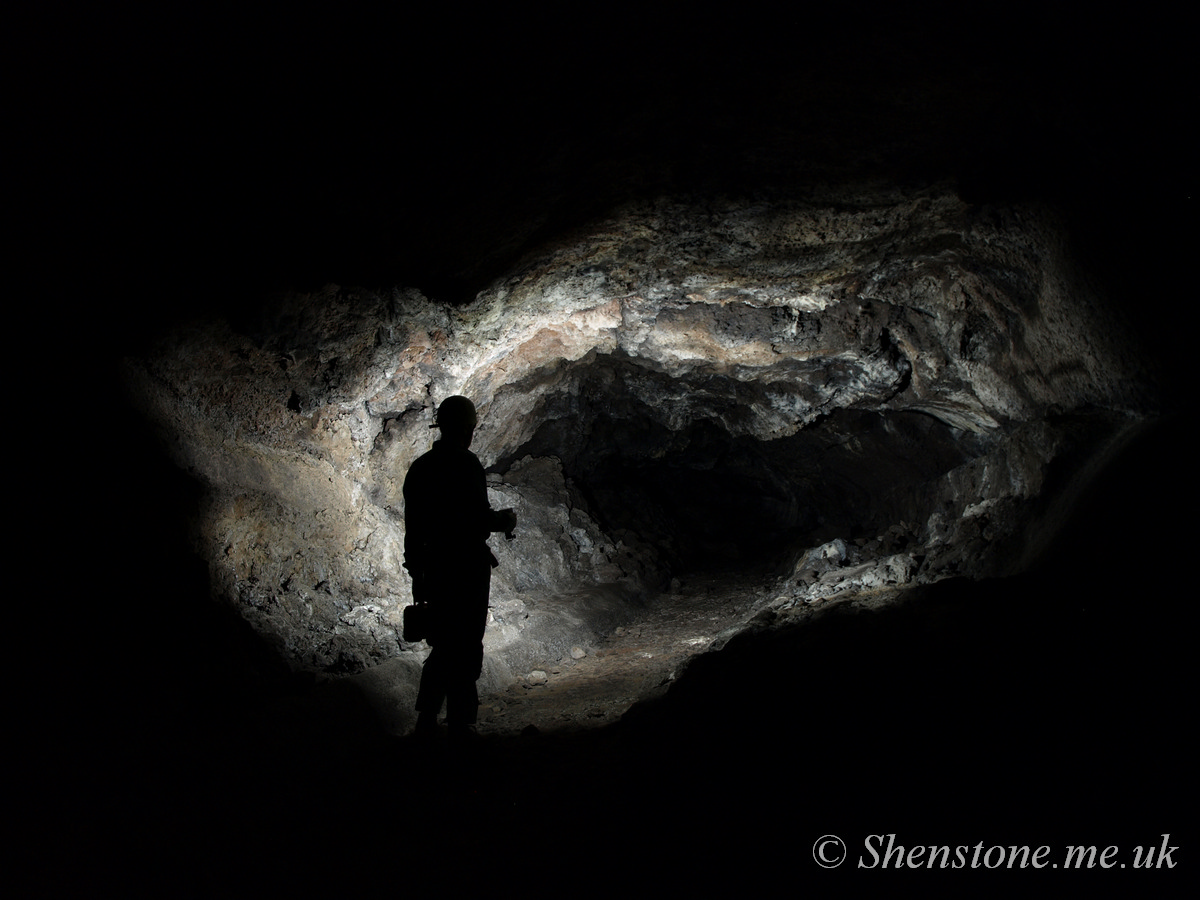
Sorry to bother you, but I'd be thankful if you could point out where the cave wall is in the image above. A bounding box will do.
[124,184,1153,675]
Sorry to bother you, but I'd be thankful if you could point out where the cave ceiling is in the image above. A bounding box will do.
[110,13,1185,688]
[127,188,1158,678]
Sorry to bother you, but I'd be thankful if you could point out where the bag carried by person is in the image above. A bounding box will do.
[402,602,430,642]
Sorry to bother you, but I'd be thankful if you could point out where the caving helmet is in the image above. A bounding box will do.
[432,395,478,433]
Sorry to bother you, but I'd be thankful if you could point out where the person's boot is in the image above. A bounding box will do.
[414,710,440,740]
[447,722,480,748]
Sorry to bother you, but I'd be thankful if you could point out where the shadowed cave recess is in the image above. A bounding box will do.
[86,15,1192,888]
[495,353,976,577]
[126,187,1157,742]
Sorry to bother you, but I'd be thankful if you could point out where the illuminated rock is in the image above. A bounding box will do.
[125,184,1152,686]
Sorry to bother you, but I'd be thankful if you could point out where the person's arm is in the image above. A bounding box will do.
[488,507,517,539]
[403,467,430,601]
[473,454,516,537]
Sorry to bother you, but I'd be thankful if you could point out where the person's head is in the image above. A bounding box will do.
[434,395,477,446]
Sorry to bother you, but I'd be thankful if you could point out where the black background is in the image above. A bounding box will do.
[23,5,1193,891]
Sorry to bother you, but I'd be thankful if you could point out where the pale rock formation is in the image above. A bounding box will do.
[125,184,1152,689]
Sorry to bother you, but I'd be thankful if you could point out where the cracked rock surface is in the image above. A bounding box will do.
[126,184,1153,729]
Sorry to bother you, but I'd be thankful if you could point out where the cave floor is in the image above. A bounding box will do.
[475,571,782,737]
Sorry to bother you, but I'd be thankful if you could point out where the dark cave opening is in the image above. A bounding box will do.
[494,355,988,578]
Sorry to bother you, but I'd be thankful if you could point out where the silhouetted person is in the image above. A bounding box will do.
[403,395,516,740]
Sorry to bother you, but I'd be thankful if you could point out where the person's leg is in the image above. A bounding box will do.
[445,583,489,731]
[415,646,447,734]
[444,639,484,728]
[423,563,490,734]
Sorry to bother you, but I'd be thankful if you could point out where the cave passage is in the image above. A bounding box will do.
[493,353,987,579]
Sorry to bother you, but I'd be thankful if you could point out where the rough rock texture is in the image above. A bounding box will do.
[125,184,1152,691]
